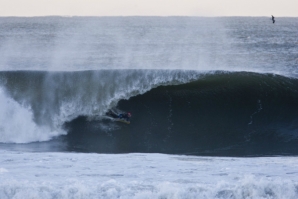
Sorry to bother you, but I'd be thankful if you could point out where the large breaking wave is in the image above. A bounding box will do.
[1,70,298,156]
[0,70,202,143]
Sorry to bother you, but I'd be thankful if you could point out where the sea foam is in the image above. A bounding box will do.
[0,88,62,143]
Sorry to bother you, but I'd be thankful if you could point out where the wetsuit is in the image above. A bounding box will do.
[118,113,130,121]
[107,111,130,121]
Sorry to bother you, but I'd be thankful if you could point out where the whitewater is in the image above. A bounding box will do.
[0,17,298,198]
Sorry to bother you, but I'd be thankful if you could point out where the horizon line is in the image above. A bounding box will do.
[0,15,297,18]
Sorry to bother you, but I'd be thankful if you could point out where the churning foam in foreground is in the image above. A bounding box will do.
[0,151,298,199]
[0,88,63,143]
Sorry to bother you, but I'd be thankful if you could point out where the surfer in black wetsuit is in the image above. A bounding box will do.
[119,112,132,122]
[106,110,131,122]
[271,15,275,24]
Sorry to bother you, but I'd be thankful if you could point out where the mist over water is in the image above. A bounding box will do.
[0,17,297,73]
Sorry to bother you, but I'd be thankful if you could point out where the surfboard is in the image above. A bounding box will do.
[115,118,130,124]
[104,116,130,124]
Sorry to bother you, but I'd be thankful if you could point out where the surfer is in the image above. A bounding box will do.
[106,110,132,122]
[119,112,132,122]
[271,15,275,24]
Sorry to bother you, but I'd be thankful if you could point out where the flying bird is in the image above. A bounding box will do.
[271,15,275,24]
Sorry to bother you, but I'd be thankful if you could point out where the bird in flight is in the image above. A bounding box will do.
[271,15,275,24]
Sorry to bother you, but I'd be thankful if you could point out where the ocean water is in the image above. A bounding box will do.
[0,16,298,198]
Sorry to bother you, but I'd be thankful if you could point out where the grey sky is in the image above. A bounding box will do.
[0,0,297,16]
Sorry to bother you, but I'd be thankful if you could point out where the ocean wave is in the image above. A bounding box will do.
[65,71,298,155]
[0,70,203,143]
[1,70,298,156]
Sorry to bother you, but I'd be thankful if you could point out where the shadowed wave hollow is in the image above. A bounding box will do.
[65,72,298,156]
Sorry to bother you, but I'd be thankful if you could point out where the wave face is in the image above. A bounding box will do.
[62,71,298,156]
